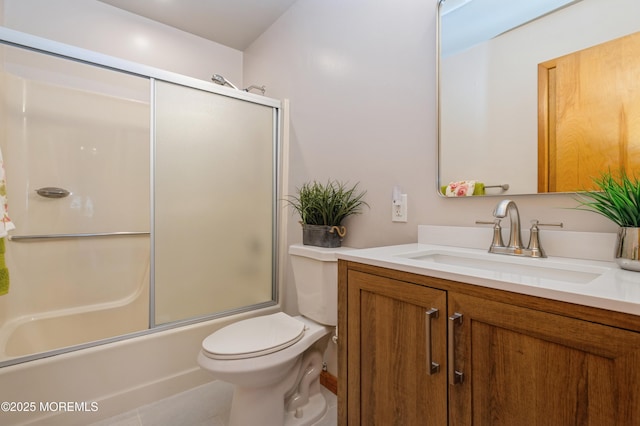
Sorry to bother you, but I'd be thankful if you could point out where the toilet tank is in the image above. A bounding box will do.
[289,244,353,326]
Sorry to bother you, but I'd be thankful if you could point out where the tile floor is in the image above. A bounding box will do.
[91,381,337,426]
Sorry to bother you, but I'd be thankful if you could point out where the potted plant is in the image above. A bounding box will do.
[286,180,368,248]
[574,169,640,271]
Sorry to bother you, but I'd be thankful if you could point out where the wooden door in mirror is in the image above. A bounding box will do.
[538,31,640,192]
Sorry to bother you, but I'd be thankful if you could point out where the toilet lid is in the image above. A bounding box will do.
[202,312,306,360]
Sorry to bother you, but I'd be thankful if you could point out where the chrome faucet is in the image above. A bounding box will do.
[493,199,523,251]
[476,199,563,258]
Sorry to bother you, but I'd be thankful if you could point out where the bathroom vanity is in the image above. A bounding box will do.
[337,226,640,425]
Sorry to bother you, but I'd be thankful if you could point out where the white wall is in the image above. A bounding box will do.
[1,0,243,84]
[245,0,436,250]
[245,0,618,248]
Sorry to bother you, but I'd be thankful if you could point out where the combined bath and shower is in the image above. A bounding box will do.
[211,73,266,95]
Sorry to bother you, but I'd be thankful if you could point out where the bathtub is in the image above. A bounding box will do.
[0,305,279,426]
[0,268,148,360]
[0,237,152,365]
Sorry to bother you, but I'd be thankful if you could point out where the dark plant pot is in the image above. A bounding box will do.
[302,224,346,248]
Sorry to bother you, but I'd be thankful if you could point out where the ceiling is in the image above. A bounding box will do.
[98,0,298,51]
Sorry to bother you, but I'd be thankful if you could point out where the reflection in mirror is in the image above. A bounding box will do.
[438,0,640,196]
[538,32,640,192]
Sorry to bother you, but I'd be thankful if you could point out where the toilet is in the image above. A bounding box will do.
[197,244,350,426]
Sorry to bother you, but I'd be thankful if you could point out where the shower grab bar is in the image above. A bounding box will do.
[8,231,150,241]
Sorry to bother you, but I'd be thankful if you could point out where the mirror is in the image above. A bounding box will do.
[438,0,640,196]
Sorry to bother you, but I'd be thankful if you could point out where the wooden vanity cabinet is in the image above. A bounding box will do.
[338,261,640,426]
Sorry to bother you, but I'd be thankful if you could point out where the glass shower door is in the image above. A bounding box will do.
[153,81,276,325]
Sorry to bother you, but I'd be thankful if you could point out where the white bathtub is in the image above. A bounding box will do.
[0,276,148,360]
[0,237,152,364]
[0,305,279,425]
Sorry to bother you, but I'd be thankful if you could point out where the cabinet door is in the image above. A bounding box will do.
[346,270,447,426]
[448,292,640,426]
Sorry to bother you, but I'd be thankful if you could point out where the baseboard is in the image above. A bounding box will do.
[320,370,337,395]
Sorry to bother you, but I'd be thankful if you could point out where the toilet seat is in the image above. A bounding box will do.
[202,312,306,360]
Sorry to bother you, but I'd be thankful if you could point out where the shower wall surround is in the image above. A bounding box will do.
[0,28,281,368]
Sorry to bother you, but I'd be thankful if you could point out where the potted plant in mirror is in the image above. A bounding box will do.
[574,169,640,271]
[286,180,368,248]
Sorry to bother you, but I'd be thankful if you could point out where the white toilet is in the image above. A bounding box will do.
[197,244,350,426]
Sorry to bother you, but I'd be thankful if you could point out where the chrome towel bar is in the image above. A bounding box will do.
[485,184,510,190]
[8,231,150,242]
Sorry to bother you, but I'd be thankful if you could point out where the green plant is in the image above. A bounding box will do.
[574,169,640,227]
[286,180,368,226]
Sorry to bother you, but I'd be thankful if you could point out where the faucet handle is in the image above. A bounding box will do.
[526,221,562,258]
[530,220,563,229]
[527,221,545,258]
[476,219,504,248]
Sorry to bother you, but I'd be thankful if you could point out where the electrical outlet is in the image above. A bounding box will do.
[392,194,408,222]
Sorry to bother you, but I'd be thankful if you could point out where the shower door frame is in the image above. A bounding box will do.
[0,27,282,368]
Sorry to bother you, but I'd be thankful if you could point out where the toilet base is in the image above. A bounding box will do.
[228,386,327,426]
[226,348,328,426]
[284,392,327,426]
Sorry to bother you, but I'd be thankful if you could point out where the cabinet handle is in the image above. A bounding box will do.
[448,312,464,385]
[425,308,440,375]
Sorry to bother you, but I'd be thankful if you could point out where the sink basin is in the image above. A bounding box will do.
[395,249,609,285]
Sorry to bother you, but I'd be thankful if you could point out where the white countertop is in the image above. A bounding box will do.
[337,226,640,316]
